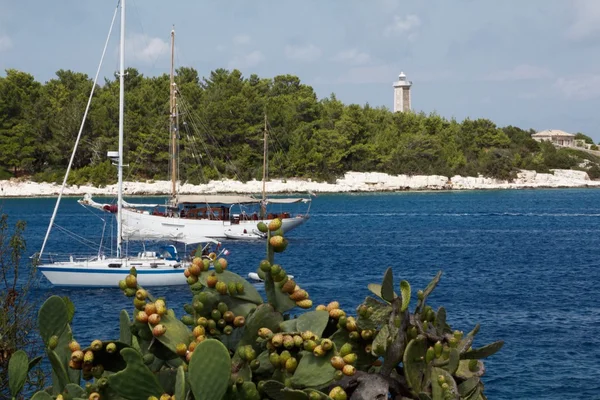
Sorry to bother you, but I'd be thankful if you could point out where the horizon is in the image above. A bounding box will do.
[1,0,599,141]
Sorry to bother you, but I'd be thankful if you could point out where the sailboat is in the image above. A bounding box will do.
[80,70,312,242]
[37,0,217,287]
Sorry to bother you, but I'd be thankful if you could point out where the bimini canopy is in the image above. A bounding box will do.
[177,195,259,205]
[177,195,310,205]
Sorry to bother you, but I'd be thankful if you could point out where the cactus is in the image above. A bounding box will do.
[12,221,502,400]
[188,339,231,400]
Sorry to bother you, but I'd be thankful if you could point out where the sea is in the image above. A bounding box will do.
[2,188,600,400]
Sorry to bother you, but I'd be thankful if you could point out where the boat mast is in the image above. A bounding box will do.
[261,113,268,218]
[169,27,178,206]
[116,0,126,257]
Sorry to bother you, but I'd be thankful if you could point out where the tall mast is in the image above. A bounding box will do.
[169,27,178,204]
[116,0,126,257]
[261,114,268,218]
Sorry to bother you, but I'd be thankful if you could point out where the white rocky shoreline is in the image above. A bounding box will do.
[0,169,599,198]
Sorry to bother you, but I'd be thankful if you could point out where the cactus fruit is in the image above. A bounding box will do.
[296,299,313,309]
[48,335,59,350]
[152,324,166,337]
[330,356,345,370]
[125,274,137,288]
[342,364,356,376]
[257,221,268,232]
[329,386,347,400]
[259,259,271,272]
[207,274,218,288]
[90,339,102,351]
[148,313,161,325]
[268,218,282,231]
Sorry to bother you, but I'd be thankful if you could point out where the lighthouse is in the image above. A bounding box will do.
[393,72,412,113]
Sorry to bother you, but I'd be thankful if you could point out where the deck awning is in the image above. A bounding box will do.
[177,195,259,204]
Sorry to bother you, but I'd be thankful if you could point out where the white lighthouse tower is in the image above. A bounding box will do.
[393,72,412,113]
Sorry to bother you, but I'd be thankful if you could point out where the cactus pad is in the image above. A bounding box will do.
[199,270,263,304]
[400,280,411,312]
[108,348,163,399]
[460,340,504,359]
[403,337,428,393]
[8,349,28,397]
[290,350,336,389]
[188,339,231,400]
[38,296,69,344]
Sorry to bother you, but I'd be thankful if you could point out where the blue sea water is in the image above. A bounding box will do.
[2,188,600,399]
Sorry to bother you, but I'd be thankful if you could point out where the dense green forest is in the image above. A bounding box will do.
[1,67,599,186]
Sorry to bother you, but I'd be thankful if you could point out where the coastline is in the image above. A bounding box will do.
[1,169,599,198]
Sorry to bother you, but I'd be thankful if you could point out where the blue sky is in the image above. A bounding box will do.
[1,0,600,140]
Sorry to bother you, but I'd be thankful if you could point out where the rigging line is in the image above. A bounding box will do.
[177,97,225,180]
[39,1,120,260]
[53,225,112,253]
[177,94,246,183]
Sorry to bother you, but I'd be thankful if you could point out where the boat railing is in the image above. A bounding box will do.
[37,253,102,265]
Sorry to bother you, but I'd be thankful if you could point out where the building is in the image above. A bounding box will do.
[531,130,575,147]
[393,72,412,113]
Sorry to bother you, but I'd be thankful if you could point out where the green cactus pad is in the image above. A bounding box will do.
[356,297,392,330]
[280,318,298,332]
[296,310,329,337]
[290,350,336,389]
[120,309,132,345]
[372,324,391,356]
[8,349,28,397]
[434,307,447,335]
[148,310,191,355]
[107,348,163,399]
[403,337,428,393]
[367,283,397,302]
[418,393,433,400]
[380,267,396,302]
[46,348,69,393]
[281,387,311,399]
[61,296,75,323]
[400,280,411,312]
[446,348,460,374]
[262,380,287,400]
[458,376,481,398]
[198,270,263,304]
[188,339,231,400]
[38,296,69,345]
[30,392,54,400]
[222,295,258,319]
[430,367,458,400]
[174,365,187,400]
[415,271,442,313]
[460,340,504,359]
[238,304,283,350]
[455,360,485,379]
[64,383,86,397]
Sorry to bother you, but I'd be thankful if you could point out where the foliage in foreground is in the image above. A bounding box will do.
[8,219,503,399]
[0,213,46,398]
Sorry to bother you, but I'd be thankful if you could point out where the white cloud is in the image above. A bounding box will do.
[567,0,600,40]
[126,34,169,63]
[232,34,251,46]
[284,44,322,62]
[483,64,553,81]
[555,74,600,100]
[332,49,371,65]
[228,50,265,69]
[0,34,12,52]
[384,14,421,39]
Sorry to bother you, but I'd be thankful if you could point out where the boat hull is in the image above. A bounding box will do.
[122,209,309,239]
[38,259,187,287]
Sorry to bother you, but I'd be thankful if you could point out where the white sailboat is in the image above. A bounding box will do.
[80,56,312,242]
[37,0,217,287]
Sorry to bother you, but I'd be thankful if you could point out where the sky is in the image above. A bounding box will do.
[1,0,600,140]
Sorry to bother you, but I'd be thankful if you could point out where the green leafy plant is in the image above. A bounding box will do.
[9,218,503,399]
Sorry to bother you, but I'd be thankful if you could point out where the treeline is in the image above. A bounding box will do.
[1,67,599,185]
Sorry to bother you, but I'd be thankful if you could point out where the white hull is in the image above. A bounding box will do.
[122,208,309,239]
[38,257,186,287]
[224,229,266,240]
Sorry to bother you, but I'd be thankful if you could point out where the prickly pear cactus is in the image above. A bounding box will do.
[11,219,502,399]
